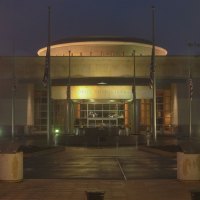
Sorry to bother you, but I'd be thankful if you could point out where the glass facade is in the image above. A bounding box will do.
[139,89,172,134]
[34,88,172,134]
[77,103,126,128]
[34,90,47,132]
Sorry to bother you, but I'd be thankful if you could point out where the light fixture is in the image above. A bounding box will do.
[127,99,133,102]
[55,129,60,134]
[98,81,107,85]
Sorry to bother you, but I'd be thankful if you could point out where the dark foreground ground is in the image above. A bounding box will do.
[0,146,200,200]
[0,179,199,200]
[0,135,200,200]
[24,146,176,179]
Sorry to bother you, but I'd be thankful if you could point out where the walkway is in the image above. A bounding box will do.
[24,147,176,179]
[0,179,199,200]
[0,146,200,200]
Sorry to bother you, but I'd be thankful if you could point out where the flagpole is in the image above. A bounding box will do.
[133,50,137,134]
[187,42,195,139]
[152,6,157,142]
[11,41,16,141]
[189,66,192,138]
[66,50,71,134]
[47,6,51,145]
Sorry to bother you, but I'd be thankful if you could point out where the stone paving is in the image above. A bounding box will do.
[24,147,176,179]
[0,146,200,199]
[0,179,199,200]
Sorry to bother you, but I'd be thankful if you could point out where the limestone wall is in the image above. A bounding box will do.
[0,56,199,81]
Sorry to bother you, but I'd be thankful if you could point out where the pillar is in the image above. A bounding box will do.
[26,84,34,134]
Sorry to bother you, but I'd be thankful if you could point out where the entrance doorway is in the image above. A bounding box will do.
[75,103,126,128]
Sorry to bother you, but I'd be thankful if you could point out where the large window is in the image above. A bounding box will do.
[77,103,126,128]
[34,90,47,132]
[34,93,66,133]
[53,100,66,131]
[140,99,151,131]
[140,89,172,134]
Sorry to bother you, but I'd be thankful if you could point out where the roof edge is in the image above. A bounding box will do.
[51,36,153,46]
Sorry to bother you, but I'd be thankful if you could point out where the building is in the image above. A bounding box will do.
[0,36,199,143]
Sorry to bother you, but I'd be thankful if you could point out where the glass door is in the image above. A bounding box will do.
[78,103,125,128]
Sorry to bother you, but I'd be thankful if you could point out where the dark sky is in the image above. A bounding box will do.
[0,0,200,56]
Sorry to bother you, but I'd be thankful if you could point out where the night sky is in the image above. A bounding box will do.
[0,0,200,56]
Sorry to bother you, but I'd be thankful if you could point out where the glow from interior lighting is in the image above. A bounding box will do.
[98,81,107,85]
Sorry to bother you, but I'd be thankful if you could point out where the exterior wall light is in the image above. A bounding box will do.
[98,81,107,85]
[55,129,60,134]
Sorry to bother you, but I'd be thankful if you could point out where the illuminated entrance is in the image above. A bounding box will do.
[51,85,154,134]
[51,85,133,133]
[34,85,174,135]
[76,102,127,128]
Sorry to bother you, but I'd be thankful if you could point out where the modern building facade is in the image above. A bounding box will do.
[0,36,200,141]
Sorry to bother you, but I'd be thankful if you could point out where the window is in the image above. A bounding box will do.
[77,103,125,127]
[34,90,47,132]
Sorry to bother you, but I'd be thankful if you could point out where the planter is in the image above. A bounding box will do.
[177,152,200,180]
[0,152,23,182]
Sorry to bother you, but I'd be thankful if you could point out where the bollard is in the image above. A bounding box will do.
[191,191,200,200]
[85,191,105,200]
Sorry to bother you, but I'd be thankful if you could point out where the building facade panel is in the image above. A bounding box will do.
[0,37,199,140]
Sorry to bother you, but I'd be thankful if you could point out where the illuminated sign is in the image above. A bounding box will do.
[72,86,132,99]
[52,86,152,100]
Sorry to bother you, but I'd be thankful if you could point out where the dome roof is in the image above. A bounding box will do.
[37,36,167,56]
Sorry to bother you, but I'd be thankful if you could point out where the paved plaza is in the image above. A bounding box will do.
[0,179,199,200]
[24,147,176,180]
[0,146,200,200]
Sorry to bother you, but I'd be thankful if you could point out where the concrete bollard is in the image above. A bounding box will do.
[177,152,200,180]
[85,191,105,200]
[0,152,23,182]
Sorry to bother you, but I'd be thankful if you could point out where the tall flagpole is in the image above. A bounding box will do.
[133,50,137,134]
[152,6,157,142]
[188,66,193,138]
[66,50,71,134]
[47,6,51,145]
[187,42,195,138]
[12,41,16,141]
